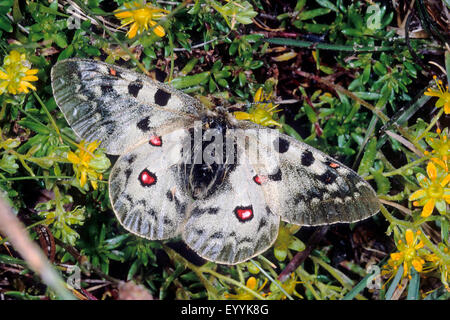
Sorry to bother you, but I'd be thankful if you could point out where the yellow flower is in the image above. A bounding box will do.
[67,140,110,190]
[266,273,303,300]
[0,50,38,95]
[224,277,267,300]
[273,222,304,261]
[234,87,282,127]
[425,245,450,291]
[409,161,450,217]
[115,1,168,38]
[424,75,450,114]
[387,229,428,278]
[425,128,449,172]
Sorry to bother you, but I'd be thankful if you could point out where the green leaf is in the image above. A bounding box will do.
[170,72,210,89]
[357,137,377,176]
[18,119,51,134]
[371,168,390,195]
[127,259,140,281]
[58,45,74,60]
[315,0,338,12]
[288,237,305,252]
[298,8,331,21]
[342,273,372,300]
[0,154,18,174]
[0,14,12,32]
[385,265,403,300]
[180,58,199,75]
[0,0,13,15]
[238,72,246,87]
[406,268,420,300]
[294,0,306,11]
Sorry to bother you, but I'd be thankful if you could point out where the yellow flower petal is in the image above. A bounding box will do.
[254,87,263,103]
[391,252,403,261]
[153,25,165,37]
[80,171,87,187]
[421,198,435,217]
[405,229,414,246]
[427,161,437,181]
[246,277,257,290]
[22,75,38,82]
[127,22,139,38]
[409,189,426,201]
[234,111,251,121]
[115,11,133,19]
[412,259,423,272]
[441,174,450,187]
[415,241,424,250]
[25,69,38,75]
[67,151,80,164]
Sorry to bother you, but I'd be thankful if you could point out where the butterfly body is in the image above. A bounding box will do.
[51,59,380,264]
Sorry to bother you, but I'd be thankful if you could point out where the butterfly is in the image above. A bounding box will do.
[51,59,380,265]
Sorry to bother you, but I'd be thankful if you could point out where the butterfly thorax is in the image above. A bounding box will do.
[180,114,237,200]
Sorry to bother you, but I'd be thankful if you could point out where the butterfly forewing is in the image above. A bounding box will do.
[51,59,203,154]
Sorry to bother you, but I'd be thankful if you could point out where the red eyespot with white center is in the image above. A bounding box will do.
[234,206,254,222]
[253,175,268,185]
[138,169,157,187]
[149,135,162,147]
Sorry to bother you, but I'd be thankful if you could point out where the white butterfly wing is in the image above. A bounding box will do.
[109,129,192,239]
[51,59,204,154]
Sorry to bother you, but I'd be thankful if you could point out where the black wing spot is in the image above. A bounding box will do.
[268,168,282,181]
[136,116,151,132]
[166,190,174,202]
[211,232,224,239]
[124,168,132,184]
[273,137,290,153]
[191,207,220,217]
[126,154,137,164]
[154,89,171,106]
[318,170,337,185]
[257,217,267,232]
[128,79,143,98]
[301,150,315,167]
[101,84,114,95]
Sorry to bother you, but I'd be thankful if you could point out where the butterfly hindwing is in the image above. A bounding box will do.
[51,59,204,154]
[237,127,380,226]
[182,142,280,265]
[109,129,192,239]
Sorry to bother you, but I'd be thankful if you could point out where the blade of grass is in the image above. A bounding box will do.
[385,265,404,300]
[341,274,370,300]
[406,268,420,300]
[263,37,396,52]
